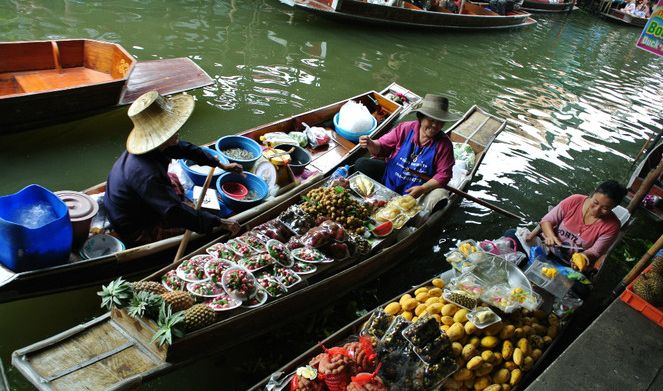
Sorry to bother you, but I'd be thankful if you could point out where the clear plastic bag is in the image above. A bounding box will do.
[338,100,374,133]
[553,291,583,320]
[259,132,299,147]
[289,131,308,147]
[302,122,330,148]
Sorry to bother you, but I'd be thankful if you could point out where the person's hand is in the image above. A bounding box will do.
[218,218,241,236]
[543,233,562,247]
[405,185,427,199]
[358,135,373,149]
[221,162,244,176]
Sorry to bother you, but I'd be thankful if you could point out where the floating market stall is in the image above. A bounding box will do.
[12,105,506,391]
[0,83,418,303]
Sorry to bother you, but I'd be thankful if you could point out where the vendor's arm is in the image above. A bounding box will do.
[539,197,575,247]
[371,121,412,158]
[580,223,620,263]
[406,178,440,199]
[140,176,221,233]
[540,221,563,247]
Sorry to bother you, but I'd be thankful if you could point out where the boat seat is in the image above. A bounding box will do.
[13,67,114,94]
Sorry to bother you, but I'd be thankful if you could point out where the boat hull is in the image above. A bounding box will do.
[521,0,574,12]
[292,0,536,30]
[602,8,647,27]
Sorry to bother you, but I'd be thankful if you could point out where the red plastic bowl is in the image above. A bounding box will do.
[221,182,248,200]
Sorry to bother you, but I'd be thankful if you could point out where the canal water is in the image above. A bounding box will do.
[1,1,661,390]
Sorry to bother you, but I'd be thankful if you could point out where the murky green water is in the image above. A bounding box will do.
[1,1,662,390]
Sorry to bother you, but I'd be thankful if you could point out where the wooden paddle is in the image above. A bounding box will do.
[405,167,525,221]
[173,168,216,263]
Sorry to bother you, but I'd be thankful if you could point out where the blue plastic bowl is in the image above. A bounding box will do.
[215,136,262,170]
[216,172,269,211]
[333,113,378,143]
[179,146,229,187]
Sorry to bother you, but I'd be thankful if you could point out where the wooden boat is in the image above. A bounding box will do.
[602,8,648,27]
[12,105,506,391]
[0,39,214,133]
[281,0,537,30]
[626,142,663,222]
[0,83,417,303]
[520,0,575,13]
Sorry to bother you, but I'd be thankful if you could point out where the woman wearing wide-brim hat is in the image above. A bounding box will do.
[356,94,459,211]
[104,91,243,247]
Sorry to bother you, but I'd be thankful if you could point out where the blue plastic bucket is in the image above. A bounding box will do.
[179,146,229,187]
[333,113,377,143]
[0,184,73,272]
[215,136,262,170]
[216,172,268,211]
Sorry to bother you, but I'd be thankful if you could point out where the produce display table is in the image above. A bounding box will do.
[526,299,663,391]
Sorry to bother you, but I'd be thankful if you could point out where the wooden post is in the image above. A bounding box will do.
[627,160,663,214]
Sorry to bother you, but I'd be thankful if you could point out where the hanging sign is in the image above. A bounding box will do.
[636,0,663,56]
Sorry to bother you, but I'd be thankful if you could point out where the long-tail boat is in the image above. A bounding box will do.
[521,0,575,13]
[602,8,648,27]
[0,38,213,133]
[280,0,536,30]
[12,105,506,391]
[0,83,417,303]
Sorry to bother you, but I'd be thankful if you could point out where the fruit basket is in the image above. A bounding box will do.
[620,263,663,328]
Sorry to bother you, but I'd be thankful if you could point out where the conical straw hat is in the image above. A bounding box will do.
[126,91,195,155]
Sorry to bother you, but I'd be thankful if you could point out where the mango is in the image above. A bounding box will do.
[442,303,459,316]
[415,304,428,316]
[467,356,484,370]
[414,287,429,296]
[454,308,469,323]
[499,325,515,340]
[428,287,443,297]
[432,278,445,288]
[483,385,502,391]
[401,311,413,321]
[462,344,478,360]
[481,336,499,349]
[481,350,495,363]
[475,362,493,377]
[493,368,509,384]
[402,298,418,311]
[441,315,455,326]
[399,294,412,306]
[447,323,466,342]
[451,342,463,357]
[473,376,491,390]
[510,369,522,386]
[502,340,514,360]
[465,321,478,335]
[426,303,443,315]
[454,368,473,381]
[384,302,401,316]
[517,338,530,355]
[513,348,523,366]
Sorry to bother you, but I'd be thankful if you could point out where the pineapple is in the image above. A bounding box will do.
[161,291,195,312]
[132,281,167,295]
[183,304,216,332]
[127,291,163,319]
[151,303,185,347]
[97,278,133,310]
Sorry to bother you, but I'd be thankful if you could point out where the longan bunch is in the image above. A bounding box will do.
[301,187,370,234]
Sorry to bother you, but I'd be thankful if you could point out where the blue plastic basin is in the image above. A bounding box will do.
[333,113,377,143]
[216,172,268,211]
[179,146,229,187]
[0,184,73,272]
[215,136,262,170]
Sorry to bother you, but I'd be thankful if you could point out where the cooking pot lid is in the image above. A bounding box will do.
[55,191,99,222]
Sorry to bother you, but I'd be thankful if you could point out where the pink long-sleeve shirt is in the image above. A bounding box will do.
[541,194,621,261]
[376,120,455,186]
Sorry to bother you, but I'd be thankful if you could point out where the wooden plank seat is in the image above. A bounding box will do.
[8,67,114,94]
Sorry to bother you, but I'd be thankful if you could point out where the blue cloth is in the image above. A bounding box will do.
[104,141,221,241]
[382,123,437,195]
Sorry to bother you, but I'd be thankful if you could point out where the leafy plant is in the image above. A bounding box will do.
[97,277,133,310]
[151,303,185,347]
[127,291,163,319]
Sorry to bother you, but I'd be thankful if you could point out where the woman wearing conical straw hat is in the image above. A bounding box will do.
[104,91,243,247]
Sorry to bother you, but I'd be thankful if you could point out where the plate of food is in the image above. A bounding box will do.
[204,259,236,283]
[291,261,317,275]
[205,293,242,312]
[187,281,226,298]
[291,247,330,264]
[238,253,275,272]
[221,266,257,301]
[258,276,288,298]
[273,266,302,288]
[162,270,186,291]
[266,239,293,267]
[242,289,268,309]
[176,256,212,283]
[238,232,268,253]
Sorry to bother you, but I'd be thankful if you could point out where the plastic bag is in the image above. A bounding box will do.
[553,291,583,320]
[453,143,476,170]
[302,122,330,148]
[260,132,299,147]
[338,100,374,133]
[289,131,309,147]
[300,225,333,248]
[168,161,194,194]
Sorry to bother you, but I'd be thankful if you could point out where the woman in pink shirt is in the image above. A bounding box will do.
[355,94,457,208]
[533,180,627,272]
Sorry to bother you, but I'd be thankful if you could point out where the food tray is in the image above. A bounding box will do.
[291,246,331,264]
[466,307,502,329]
[243,289,269,308]
[221,266,257,301]
[205,294,242,312]
[525,259,573,299]
[176,256,212,283]
[372,195,421,229]
[162,270,186,291]
[443,289,478,310]
[204,259,236,283]
[266,239,294,267]
[291,261,317,275]
[273,266,302,288]
[237,232,268,253]
[187,281,226,298]
[347,172,397,201]
[258,276,288,298]
[620,263,663,328]
[238,253,275,272]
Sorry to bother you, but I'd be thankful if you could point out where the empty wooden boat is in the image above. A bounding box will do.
[0,39,213,132]
[282,0,536,30]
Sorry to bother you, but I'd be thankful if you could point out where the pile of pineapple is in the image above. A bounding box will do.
[98,278,216,346]
[381,279,560,391]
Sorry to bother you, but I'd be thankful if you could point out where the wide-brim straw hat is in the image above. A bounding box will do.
[126,91,195,155]
[414,94,460,123]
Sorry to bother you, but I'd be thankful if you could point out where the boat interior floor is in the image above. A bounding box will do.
[0,67,114,96]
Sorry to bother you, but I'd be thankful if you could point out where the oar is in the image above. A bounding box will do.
[173,168,216,263]
[405,168,525,221]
